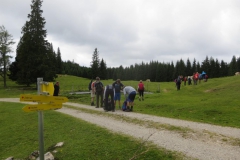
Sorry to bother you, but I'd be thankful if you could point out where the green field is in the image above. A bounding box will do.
[0,75,240,159]
[1,75,240,128]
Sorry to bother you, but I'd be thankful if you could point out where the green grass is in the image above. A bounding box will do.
[1,75,240,159]
[1,75,240,128]
[0,102,184,160]
[61,75,240,128]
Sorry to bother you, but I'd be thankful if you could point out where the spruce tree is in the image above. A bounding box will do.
[185,58,192,76]
[99,58,107,80]
[56,47,62,74]
[228,55,237,76]
[220,60,228,77]
[90,48,100,78]
[9,0,57,86]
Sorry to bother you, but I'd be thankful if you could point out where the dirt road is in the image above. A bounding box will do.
[1,98,240,160]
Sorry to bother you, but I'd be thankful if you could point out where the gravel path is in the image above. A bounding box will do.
[1,98,240,160]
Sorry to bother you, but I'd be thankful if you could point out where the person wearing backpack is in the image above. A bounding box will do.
[137,80,144,101]
[112,79,124,109]
[123,86,136,111]
[176,76,181,90]
[94,77,104,108]
[103,84,115,112]
[89,79,96,106]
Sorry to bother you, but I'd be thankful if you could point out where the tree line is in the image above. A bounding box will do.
[1,0,240,88]
[88,54,240,82]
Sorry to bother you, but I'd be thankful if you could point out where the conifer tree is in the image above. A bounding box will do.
[228,55,237,76]
[9,0,57,86]
[185,58,192,76]
[0,25,15,88]
[192,58,197,74]
[215,59,220,78]
[56,47,62,74]
[219,60,228,77]
[99,58,107,79]
[90,48,100,78]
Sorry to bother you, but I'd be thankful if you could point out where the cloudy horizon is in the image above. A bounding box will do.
[1,0,240,68]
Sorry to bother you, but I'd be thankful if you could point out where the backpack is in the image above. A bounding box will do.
[122,101,127,111]
[95,82,103,93]
[88,80,92,90]
[138,83,144,90]
[177,78,181,84]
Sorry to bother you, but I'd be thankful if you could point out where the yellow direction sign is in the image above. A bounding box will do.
[41,82,54,96]
[20,94,68,103]
[22,103,62,112]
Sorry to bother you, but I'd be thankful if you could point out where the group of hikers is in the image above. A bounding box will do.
[175,71,209,90]
[89,77,145,112]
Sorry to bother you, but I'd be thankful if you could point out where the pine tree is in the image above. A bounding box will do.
[90,48,100,78]
[215,59,220,78]
[0,25,15,88]
[228,55,237,76]
[99,58,107,79]
[56,47,62,74]
[185,58,192,76]
[9,0,57,86]
[201,56,210,74]
[220,60,228,77]
[209,57,216,78]
[192,58,197,74]
[237,57,240,72]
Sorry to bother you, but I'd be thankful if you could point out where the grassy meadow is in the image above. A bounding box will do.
[0,75,240,159]
[0,102,183,160]
[1,75,240,128]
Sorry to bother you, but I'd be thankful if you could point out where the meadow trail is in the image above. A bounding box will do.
[1,98,240,160]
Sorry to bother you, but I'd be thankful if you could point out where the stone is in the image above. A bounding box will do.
[36,152,54,160]
[55,142,64,147]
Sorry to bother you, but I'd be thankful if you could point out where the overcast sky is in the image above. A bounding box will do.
[1,0,240,68]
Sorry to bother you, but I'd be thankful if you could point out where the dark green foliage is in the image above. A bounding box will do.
[228,55,238,76]
[62,60,91,78]
[99,58,107,79]
[0,25,15,88]
[90,48,100,78]
[56,47,62,74]
[106,55,237,82]
[89,48,108,80]
[8,0,57,86]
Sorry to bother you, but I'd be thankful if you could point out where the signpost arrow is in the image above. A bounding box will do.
[22,103,62,112]
[20,94,68,103]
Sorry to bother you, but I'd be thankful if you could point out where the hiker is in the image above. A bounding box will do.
[89,79,96,106]
[53,81,60,96]
[94,77,104,108]
[112,79,124,109]
[188,76,192,85]
[123,86,136,111]
[193,72,199,85]
[176,76,181,90]
[137,80,144,101]
[183,76,187,86]
[103,84,115,112]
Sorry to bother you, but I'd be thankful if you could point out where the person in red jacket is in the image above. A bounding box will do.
[137,80,145,101]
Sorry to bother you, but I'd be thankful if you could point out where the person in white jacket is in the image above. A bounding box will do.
[123,86,136,111]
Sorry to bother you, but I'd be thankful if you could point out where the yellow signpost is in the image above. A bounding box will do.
[41,82,54,95]
[20,78,68,160]
[20,94,68,103]
[22,103,62,112]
